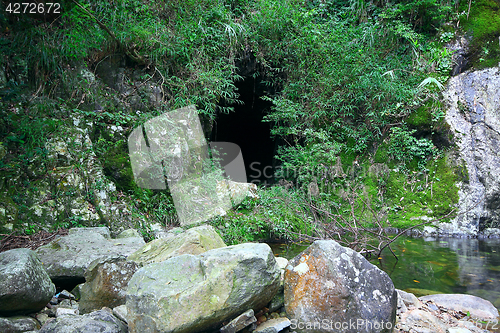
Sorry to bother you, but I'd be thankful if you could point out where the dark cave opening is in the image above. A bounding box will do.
[211,76,276,185]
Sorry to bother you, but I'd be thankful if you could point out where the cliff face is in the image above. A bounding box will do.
[442,66,500,234]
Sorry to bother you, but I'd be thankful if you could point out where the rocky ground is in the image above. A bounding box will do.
[0,225,498,333]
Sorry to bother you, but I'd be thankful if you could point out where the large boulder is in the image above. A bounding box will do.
[79,255,140,314]
[39,308,127,333]
[126,242,281,333]
[0,316,40,333]
[36,227,145,283]
[0,248,56,316]
[127,224,226,265]
[284,240,397,333]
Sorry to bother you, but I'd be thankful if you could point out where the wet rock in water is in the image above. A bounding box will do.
[39,308,127,333]
[126,243,280,333]
[419,294,499,320]
[35,227,144,284]
[0,248,56,316]
[284,240,397,333]
[0,316,40,333]
[127,224,226,265]
[79,255,139,314]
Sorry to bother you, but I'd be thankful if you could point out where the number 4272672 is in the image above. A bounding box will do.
[5,2,61,14]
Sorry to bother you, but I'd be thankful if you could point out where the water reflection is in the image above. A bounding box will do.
[270,237,500,309]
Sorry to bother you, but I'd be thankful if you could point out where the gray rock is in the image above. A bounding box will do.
[220,309,256,333]
[36,313,50,326]
[58,290,75,300]
[443,67,500,234]
[116,229,141,239]
[39,308,127,333]
[397,289,422,309]
[0,248,56,316]
[284,240,397,333]
[56,307,78,316]
[36,228,144,282]
[254,318,291,333]
[275,257,288,285]
[69,227,111,239]
[448,328,473,333]
[268,289,285,313]
[79,255,139,314]
[128,224,226,265]
[127,243,281,333]
[28,123,142,232]
[112,305,127,324]
[0,316,40,333]
[398,309,449,333]
[58,299,79,310]
[419,294,499,320]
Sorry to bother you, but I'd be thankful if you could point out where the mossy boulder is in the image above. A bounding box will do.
[0,248,56,316]
[128,224,226,265]
[126,243,281,333]
[36,227,145,284]
[79,255,140,314]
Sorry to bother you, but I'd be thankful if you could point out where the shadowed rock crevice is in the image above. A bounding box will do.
[211,72,276,185]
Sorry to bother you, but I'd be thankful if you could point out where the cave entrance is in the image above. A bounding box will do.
[211,75,276,185]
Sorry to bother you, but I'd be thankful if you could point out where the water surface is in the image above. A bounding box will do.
[271,236,500,309]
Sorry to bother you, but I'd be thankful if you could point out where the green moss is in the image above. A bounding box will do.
[102,141,136,193]
[407,107,433,127]
[461,0,500,69]
[374,143,389,164]
[0,193,18,233]
[385,155,459,229]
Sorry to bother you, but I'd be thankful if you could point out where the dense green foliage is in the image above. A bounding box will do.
[0,0,492,243]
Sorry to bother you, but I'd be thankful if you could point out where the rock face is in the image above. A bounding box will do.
[284,240,397,333]
[79,255,140,314]
[16,117,141,231]
[0,248,56,316]
[127,224,226,265]
[443,67,500,234]
[126,243,281,333]
[38,308,127,333]
[36,227,145,283]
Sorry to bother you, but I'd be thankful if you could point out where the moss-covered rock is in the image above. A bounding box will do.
[128,224,226,265]
[126,243,280,333]
[0,193,18,233]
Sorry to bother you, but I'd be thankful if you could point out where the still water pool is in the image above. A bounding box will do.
[270,236,500,309]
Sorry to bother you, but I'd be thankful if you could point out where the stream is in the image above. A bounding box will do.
[270,236,500,309]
